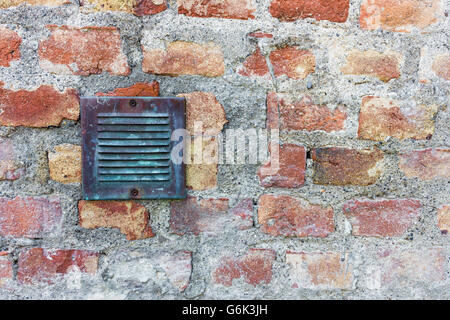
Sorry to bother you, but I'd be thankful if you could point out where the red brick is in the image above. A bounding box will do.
[38,25,130,76]
[270,47,315,80]
[367,248,446,288]
[258,143,306,188]
[267,92,347,132]
[170,197,253,235]
[438,206,449,234]
[178,0,256,20]
[96,81,160,97]
[431,53,450,81]
[0,83,79,127]
[286,251,354,289]
[360,0,443,32]
[257,194,334,238]
[78,200,154,241]
[154,251,192,291]
[0,139,24,181]
[237,47,270,79]
[399,148,450,180]
[343,198,421,237]
[0,196,62,238]
[177,92,228,135]
[311,147,384,185]
[229,198,254,230]
[0,26,21,67]
[358,96,437,141]
[341,50,401,82]
[0,252,13,287]
[17,248,99,285]
[0,1,70,8]
[142,41,225,77]
[212,249,275,287]
[269,0,349,23]
[134,0,167,15]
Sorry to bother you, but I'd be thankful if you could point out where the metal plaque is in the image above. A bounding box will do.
[81,97,186,200]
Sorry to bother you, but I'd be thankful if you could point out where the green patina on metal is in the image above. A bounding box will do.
[81,97,186,200]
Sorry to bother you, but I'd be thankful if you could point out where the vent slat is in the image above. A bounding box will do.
[98,125,170,132]
[99,168,170,175]
[98,154,170,161]
[98,113,169,118]
[98,160,170,167]
[99,175,170,182]
[98,146,171,154]
[98,132,171,140]
[98,118,169,125]
[98,139,170,147]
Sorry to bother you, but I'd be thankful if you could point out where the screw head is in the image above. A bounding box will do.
[129,99,137,107]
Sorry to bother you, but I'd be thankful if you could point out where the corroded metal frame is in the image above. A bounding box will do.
[81,97,186,200]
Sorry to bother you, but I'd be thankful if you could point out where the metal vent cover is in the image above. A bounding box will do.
[81,97,186,200]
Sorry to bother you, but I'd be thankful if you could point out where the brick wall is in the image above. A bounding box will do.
[0,0,448,299]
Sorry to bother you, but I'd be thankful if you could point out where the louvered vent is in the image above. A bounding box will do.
[81,97,186,200]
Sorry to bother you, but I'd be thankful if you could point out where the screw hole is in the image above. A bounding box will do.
[129,99,137,107]
[130,188,139,197]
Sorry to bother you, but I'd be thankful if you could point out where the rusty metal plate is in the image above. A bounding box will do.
[81,97,186,200]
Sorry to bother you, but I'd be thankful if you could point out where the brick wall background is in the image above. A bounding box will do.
[0,0,448,299]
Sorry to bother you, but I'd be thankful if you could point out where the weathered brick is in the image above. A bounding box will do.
[438,206,449,234]
[248,32,273,39]
[366,248,446,289]
[269,0,349,23]
[267,92,347,132]
[431,54,450,81]
[38,25,130,76]
[311,147,384,186]
[110,250,192,291]
[358,96,437,141]
[48,144,81,184]
[78,200,154,241]
[81,0,167,16]
[0,0,70,8]
[286,251,354,290]
[228,198,254,230]
[0,25,20,67]
[419,47,450,83]
[0,139,24,181]
[170,196,253,235]
[142,41,225,77]
[360,0,443,32]
[399,148,450,180]
[257,194,334,238]
[269,47,315,80]
[177,92,228,135]
[341,50,401,82]
[258,143,306,188]
[0,252,13,287]
[178,0,256,20]
[17,248,99,285]
[186,136,219,191]
[0,83,79,127]
[212,249,275,287]
[343,198,421,237]
[237,47,270,79]
[96,81,160,97]
[0,196,62,238]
